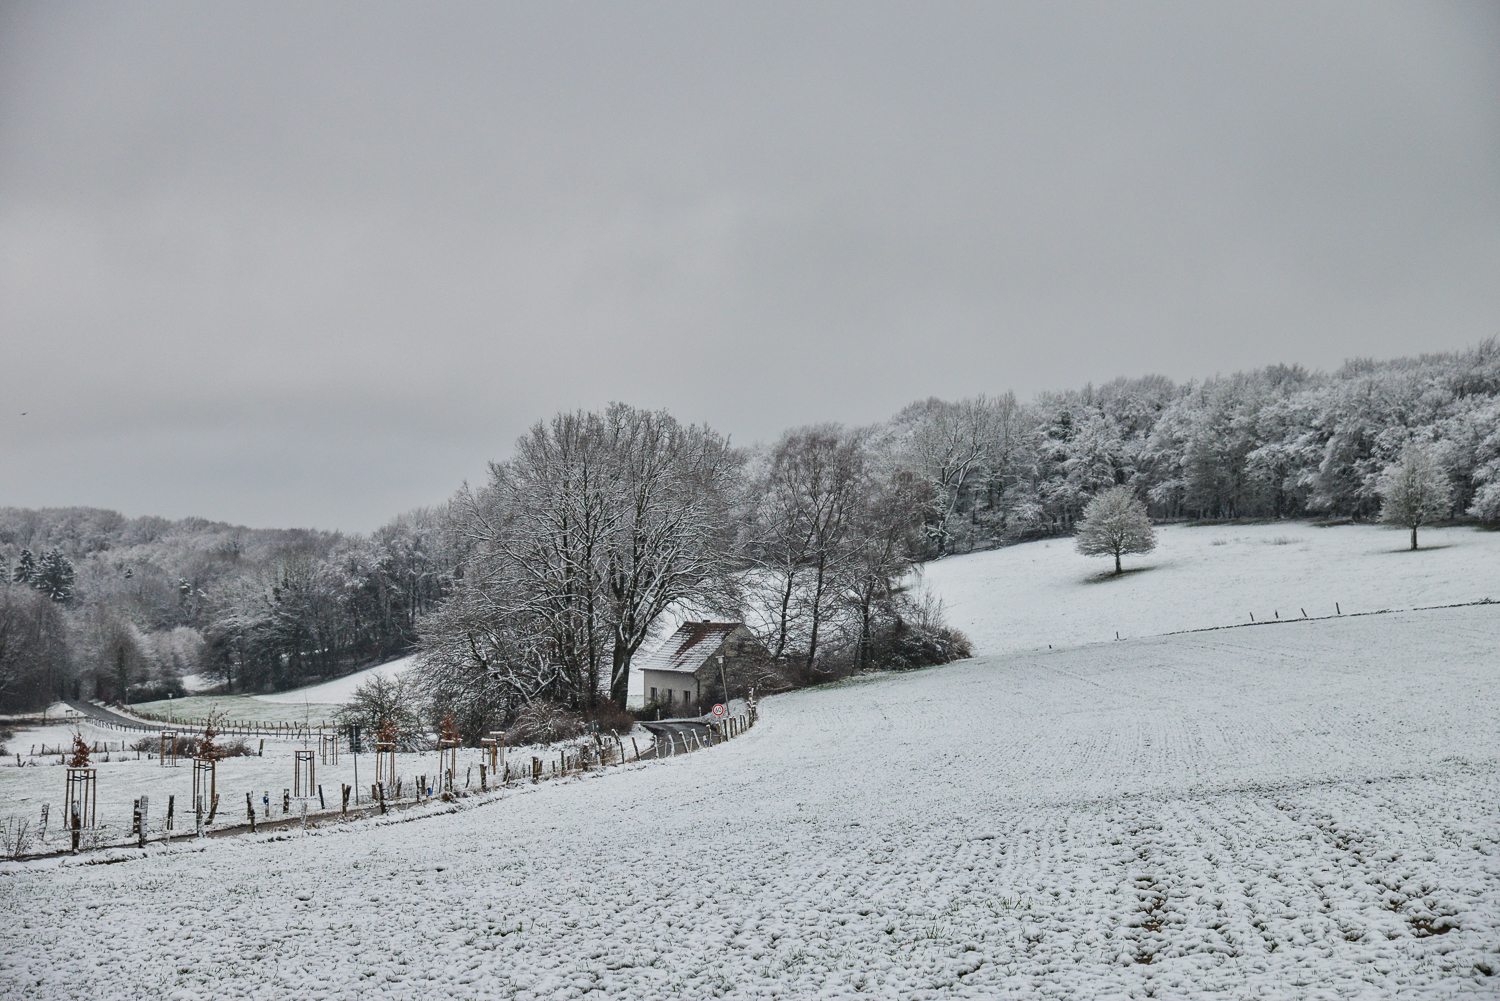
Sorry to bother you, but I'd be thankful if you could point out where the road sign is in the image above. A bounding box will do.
[711,704,726,717]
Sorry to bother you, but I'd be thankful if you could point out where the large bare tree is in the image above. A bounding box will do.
[745,424,868,669]
[435,404,739,712]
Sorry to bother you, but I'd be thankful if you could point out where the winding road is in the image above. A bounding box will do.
[638,719,712,756]
[61,699,171,732]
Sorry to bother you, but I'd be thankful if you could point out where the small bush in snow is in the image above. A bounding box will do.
[587,700,637,736]
[1,817,33,860]
[506,700,585,745]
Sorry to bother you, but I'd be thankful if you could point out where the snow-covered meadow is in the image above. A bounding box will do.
[3,601,1497,999]
[917,521,1500,656]
[0,715,660,845]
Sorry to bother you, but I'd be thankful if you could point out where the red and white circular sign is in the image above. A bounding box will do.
[711,704,726,717]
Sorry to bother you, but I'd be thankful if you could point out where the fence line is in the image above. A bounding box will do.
[3,708,760,860]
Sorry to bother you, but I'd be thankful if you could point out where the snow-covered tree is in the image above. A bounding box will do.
[1074,486,1156,575]
[11,549,37,585]
[1377,440,1452,550]
[744,424,867,666]
[32,550,75,603]
[902,394,1017,554]
[438,404,739,711]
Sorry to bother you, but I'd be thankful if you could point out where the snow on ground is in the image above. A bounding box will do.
[178,673,217,694]
[3,604,1497,999]
[0,722,660,843]
[252,654,422,705]
[125,656,424,725]
[124,694,338,726]
[916,521,1500,656]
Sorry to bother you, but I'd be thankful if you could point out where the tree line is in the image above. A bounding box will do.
[2,340,1496,717]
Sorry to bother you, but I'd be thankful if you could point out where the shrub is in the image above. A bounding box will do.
[868,618,973,671]
[506,700,584,745]
[1,817,33,860]
[586,700,638,735]
[219,738,253,758]
[126,678,186,703]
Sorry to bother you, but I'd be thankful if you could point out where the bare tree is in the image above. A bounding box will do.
[466,410,616,707]
[845,468,930,673]
[600,405,740,704]
[903,395,1017,555]
[439,404,739,710]
[744,425,867,669]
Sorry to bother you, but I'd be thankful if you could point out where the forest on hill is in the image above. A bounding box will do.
[2,340,1497,719]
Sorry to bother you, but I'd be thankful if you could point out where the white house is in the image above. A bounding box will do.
[627,621,766,712]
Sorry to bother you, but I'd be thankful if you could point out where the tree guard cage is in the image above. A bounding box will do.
[65,767,97,830]
[318,733,338,765]
[293,750,315,798]
[374,742,396,787]
[191,758,217,821]
[438,739,459,793]
[159,730,179,767]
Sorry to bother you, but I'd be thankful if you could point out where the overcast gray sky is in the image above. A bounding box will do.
[2,2,1496,532]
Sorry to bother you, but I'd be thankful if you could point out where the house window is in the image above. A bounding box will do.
[665,689,673,706]
[684,690,691,704]
[650,687,657,702]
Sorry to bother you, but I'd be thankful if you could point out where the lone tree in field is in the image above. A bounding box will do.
[1378,440,1452,550]
[1075,486,1156,575]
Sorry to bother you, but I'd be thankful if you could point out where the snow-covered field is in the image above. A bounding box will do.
[917,521,1500,656]
[127,655,423,725]
[251,654,421,705]
[2,603,1496,999]
[0,717,660,842]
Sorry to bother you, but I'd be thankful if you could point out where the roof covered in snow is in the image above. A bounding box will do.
[634,621,746,676]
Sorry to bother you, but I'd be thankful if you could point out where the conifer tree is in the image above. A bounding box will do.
[11,549,36,585]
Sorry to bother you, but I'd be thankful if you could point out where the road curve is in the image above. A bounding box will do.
[638,720,712,757]
[62,699,171,732]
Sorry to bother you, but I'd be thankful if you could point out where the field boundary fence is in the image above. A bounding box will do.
[3,706,759,862]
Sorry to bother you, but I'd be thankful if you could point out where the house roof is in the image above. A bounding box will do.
[634,621,745,676]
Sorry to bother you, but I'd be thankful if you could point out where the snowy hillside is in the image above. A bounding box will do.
[3,604,1497,998]
[252,654,422,705]
[916,521,1500,656]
